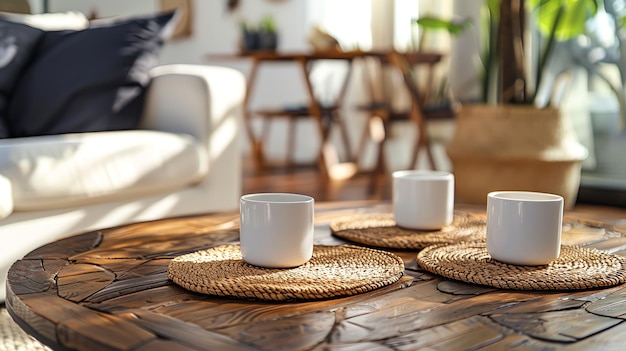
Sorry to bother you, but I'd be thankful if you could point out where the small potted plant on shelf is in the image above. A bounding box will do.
[240,15,278,52]
[258,15,278,51]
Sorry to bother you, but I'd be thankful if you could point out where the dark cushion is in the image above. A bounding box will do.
[5,11,177,138]
[0,19,43,138]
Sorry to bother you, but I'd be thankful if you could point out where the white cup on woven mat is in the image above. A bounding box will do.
[487,191,563,265]
[392,170,454,230]
[240,193,314,268]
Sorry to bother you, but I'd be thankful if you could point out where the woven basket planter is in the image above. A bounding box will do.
[446,104,588,209]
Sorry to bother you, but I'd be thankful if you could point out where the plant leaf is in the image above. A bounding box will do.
[415,16,470,35]
[486,0,501,22]
[529,0,599,40]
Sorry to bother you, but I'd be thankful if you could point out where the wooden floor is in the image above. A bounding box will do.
[240,156,626,212]
[242,156,392,202]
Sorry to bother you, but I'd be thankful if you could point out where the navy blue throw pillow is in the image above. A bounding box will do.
[5,11,177,138]
[0,20,43,138]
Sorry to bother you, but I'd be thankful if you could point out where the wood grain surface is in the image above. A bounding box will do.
[7,201,626,351]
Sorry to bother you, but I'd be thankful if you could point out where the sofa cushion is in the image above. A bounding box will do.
[0,19,42,138]
[5,11,177,138]
[0,130,207,210]
[0,11,89,139]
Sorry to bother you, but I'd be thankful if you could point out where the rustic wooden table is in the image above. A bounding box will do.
[7,201,626,351]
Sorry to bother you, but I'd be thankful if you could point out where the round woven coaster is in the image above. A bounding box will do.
[330,212,486,250]
[416,241,626,291]
[168,244,405,301]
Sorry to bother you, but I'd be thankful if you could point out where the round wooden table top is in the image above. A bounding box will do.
[7,201,626,351]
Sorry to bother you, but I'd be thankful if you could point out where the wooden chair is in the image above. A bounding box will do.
[244,54,354,173]
[252,102,352,170]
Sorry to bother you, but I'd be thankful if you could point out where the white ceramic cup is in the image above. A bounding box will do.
[392,170,454,230]
[239,193,314,268]
[486,191,564,265]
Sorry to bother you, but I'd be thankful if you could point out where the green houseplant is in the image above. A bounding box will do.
[419,0,598,208]
[240,15,278,51]
[489,0,597,105]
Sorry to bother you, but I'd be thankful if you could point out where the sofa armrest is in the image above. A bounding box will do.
[142,64,246,142]
[141,64,246,210]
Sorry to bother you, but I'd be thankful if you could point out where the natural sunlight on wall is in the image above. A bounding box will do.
[309,0,372,51]
[394,0,420,51]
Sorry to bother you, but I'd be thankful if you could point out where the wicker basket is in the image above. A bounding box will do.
[446,104,588,209]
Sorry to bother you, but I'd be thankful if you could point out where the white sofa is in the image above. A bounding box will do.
[0,64,246,302]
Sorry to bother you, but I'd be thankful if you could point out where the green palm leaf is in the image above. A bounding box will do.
[529,0,599,40]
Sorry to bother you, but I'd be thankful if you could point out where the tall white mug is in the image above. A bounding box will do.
[486,191,564,265]
[392,170,454,230]
[240,193,314,268]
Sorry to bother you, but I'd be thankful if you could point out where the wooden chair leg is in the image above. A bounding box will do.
[409,128,421,170]
[421,124,438,170]
[356,116,372,166]
[368,142,385,195]
[409,127,437,171]
[425,142,438,170]
[332,111,353,162]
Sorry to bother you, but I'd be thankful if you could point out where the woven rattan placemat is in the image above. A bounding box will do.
[416,241,626,291]
[168,244,405,301]
[330,212,486,250]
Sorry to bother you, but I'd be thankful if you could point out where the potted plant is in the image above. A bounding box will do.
[420,0,597,208]
[258,15,278,51]
[240,15,278,52]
